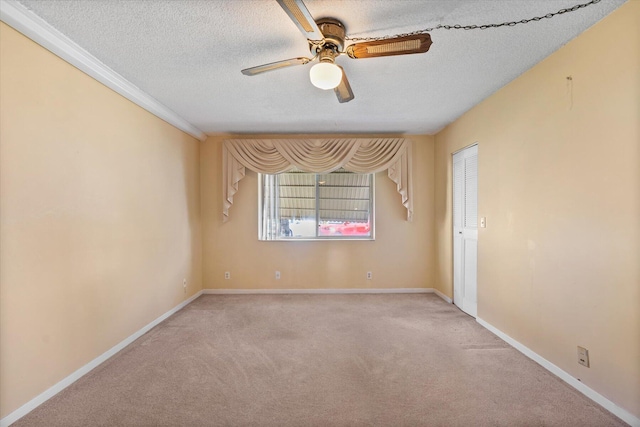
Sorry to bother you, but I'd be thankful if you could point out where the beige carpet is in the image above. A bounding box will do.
[15,294,625,426]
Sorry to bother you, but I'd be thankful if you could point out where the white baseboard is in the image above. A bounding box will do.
[203,288,434,295]
[476,317,639,427]
[433,289,452,303]
[0,290,204,427]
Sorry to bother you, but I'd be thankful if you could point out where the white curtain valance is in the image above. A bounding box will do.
[222,138,413,222]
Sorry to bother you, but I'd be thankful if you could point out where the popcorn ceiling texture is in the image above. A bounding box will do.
[17,0,626,134]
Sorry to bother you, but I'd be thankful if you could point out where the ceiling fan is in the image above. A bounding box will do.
[241,0,433,103]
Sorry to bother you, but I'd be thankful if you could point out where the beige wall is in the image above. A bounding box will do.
[0,23,202,417]
[201,134,435,290]
[434,1,639,418]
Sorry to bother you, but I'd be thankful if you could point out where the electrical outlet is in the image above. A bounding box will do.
[366,271,372,280]
[480,217,486,228]
[224,271,231,280]
[577,346,590,367]
[275,271,281,280]
[183,279,187,293]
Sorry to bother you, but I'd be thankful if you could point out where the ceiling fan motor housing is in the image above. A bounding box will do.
[310,18,346,55]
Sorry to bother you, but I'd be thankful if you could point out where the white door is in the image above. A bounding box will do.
[453,144,478,317]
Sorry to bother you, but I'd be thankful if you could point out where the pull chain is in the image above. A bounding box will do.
[345,0,602,42]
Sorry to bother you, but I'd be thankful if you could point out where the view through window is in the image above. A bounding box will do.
[259,169,374,240]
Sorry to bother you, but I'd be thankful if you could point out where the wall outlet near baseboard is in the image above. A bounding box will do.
[577,346,590,367]
[224,272,231,280]
[366,271,372,280]
[183,279,187,293]
[275,271,281,280]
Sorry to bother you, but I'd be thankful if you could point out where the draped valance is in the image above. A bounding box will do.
[222,138,413,222]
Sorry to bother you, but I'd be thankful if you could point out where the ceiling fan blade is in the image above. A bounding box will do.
[241,57,311,76]
[276,0,324,41]
[334,66,354,103]
[346,34,433,59]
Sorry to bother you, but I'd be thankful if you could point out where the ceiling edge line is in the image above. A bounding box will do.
[0,0,207,141]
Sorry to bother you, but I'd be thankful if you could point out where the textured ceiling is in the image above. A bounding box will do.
[14,0,626,135]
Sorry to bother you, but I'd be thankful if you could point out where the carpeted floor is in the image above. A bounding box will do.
[14,294,625,426]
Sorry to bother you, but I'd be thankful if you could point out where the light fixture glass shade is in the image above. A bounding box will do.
[309,62,343,90]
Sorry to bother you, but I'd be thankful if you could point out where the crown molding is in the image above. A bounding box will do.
[0,0,207,141]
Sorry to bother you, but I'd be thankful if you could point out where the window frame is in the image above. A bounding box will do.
[258,170,375,241]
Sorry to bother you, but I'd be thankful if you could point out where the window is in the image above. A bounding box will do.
[259,169,374,240]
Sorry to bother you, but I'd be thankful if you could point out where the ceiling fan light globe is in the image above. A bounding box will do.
[309,62,342,90]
